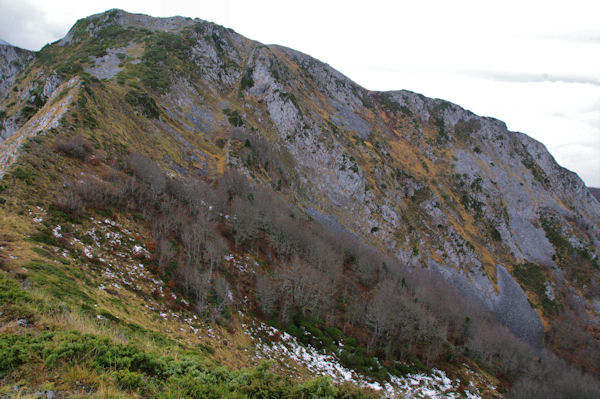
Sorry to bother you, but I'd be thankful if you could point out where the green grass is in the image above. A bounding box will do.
[519,147,549,187]
[23,261,94,304]
[0,329,375,398]
[29,227,59,246]
[0,273,38,324]
[540,213,599,285]
[12,167,34,185]
[31,247,70,265]
[125,89,160,119]
[138,31,195,93]
[0,274,30,305]
[513,262,558,316]
[377,93,412,116]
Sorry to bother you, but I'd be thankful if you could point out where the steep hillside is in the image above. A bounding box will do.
[1,8,599,398]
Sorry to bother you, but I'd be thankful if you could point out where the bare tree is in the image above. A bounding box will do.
[156,237,176,272]
[180,209,212,265]
[231,197,260,250]
[277,257,332,321]
[256,272,278,317]
[354,245,383,287]
[365,279,401,349]
[128,152,166,200]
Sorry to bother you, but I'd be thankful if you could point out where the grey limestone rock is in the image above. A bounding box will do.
[0,42,33,102]
[431,260,544,349]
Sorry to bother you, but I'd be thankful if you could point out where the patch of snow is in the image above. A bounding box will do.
[52,225,62,238]
[83,246,93,258]
[133,245,145,254]
[248,322,487,398]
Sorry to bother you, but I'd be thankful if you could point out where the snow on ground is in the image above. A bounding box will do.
[25,210,493,398]
[26,210,173,318]
[247,322,488,399]
[223,253,257,274]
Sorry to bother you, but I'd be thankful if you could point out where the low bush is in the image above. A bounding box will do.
[223,108,243,127]
[0,330,375,398]
[54,136,93,160]
[125,89,160,119]
[12,167,34,185]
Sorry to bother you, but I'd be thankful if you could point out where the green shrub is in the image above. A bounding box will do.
[29,228,58,246]
[125,89,160,119]
[215,138,226,148]
[519,147,549,187]
[240,68,254,91]
[390,358,430,376]
[20,105,38,120]
[0,275,30,305]
[160,374,226,398]
[377,93,411,115]
[12,167,34,185]
[77,95,99,129]
[48,206,82,224]
[223,108,243,127]
[513,262,557,316]
[338,347,385,380]
[0,332,54,372]
[453,119,481,141]
[488,224,502,241]
[294,376,338,398]
[285,316,389,380]
[138,31,195,92]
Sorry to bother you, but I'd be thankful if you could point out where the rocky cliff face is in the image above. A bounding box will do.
[1,9,599,348]
[0,41,33,101]
[0,41,34,139]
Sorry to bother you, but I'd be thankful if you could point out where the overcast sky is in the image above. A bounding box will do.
[1,0,598,186]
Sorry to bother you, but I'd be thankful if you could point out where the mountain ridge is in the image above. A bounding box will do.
[0,8,599,398]
[2,7,598,337]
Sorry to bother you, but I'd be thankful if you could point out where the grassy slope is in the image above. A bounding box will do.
[0,130,382,397]
[0,77,503,396]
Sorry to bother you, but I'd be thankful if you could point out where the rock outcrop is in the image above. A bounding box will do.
[0,40,33,102]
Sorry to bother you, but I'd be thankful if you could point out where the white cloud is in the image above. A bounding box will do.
[0,0,598,185]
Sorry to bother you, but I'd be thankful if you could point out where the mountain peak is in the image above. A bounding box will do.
[58,8,207,47]
[0,8,599,397]
[92,8,201,29]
